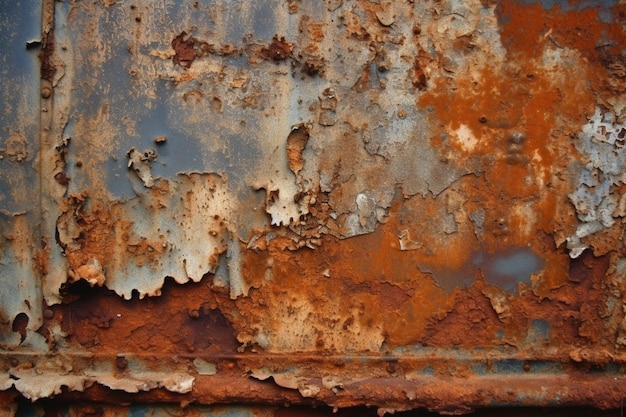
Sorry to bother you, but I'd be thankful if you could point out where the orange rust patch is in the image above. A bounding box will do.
[229,190,615,350]
[286,125,310,175]
[496,1,624,62]
[236,214,451,350]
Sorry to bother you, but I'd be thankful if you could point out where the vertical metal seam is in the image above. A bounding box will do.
[38,0,57,302]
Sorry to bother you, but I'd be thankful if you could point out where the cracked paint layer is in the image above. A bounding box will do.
[2,0,626,413]
[55,173,234,299]
[567,107,626,258]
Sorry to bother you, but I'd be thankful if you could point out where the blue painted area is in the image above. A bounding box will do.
[472,359,562,375]
[129,405,148,417]
[0,3,41,75]
[207,407,257,417]
[0,2,41,213]
[526,319,550,343]
[421,246,544,294]
[61,1,267,199]
[251,2,279,40]
[420,266,475,293]
[483,247,544,293]
[598,8,614,23]
[515,0,618,11]
[491,360,527,374]
[221,0,279,44]
[588,362,623,374]
[471,362,488,374]
[421,365,435,376]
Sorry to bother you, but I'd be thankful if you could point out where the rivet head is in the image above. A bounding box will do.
[509,132,526,144]
[41,87,52,99]
[116,356,128,370]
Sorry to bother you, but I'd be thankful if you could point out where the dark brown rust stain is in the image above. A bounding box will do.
[423,281,502,348]
[599,50,626,95]
[53,172,70,186]
[411,51,429,90]
[261,35,294,61]
[569,251,610,284]
[39,29,56,82]
[170,30,316,74]
[55,279,239,354]
[11,313,28,343]
[301,56,325,76]
[171,31,198,68]
[0,392,19,413]
[69,404,104,417]
[171,31,213,68]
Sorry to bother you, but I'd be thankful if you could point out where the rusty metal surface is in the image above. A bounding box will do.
[8,403,625,417]
[0,2,44,350]
[2,0,626,414]
[11,404,624,417]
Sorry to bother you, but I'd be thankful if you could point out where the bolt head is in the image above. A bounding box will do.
[41,87,52,99]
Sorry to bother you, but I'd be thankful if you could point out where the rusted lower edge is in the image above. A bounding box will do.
[3,352,625,414]
[10,372,626,415]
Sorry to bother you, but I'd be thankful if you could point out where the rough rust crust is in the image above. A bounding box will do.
[39,29,56,82]
[2,0,626,413]
[7,355,626,414]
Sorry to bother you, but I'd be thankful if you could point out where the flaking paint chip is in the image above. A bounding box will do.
[376,8,395,27]
[127,147,158,187]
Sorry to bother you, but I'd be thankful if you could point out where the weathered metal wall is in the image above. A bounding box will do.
[0,2,44,353]
[2,0,626,414]
[9,403,624,417]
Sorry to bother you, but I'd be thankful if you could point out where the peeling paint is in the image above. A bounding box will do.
[567,107,626,258]
[54,173,233,299]
[126,147,158,188]
[2,0,626,413]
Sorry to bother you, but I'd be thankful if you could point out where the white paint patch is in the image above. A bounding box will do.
[511,203,537,239]
[453,124,479,152]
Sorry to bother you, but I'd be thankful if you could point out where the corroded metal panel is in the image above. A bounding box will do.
[0,2,44,350]
[2,0,626,414]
